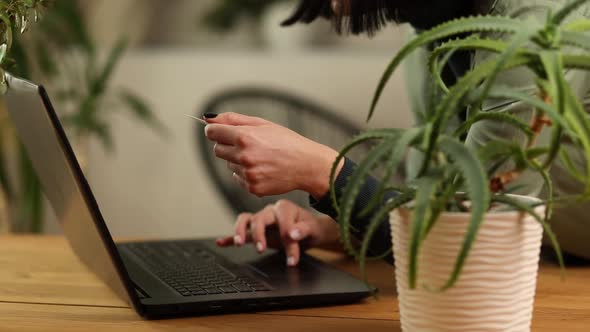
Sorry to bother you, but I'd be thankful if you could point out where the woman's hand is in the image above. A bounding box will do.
[204,112,344,199]
[216,200,341,266]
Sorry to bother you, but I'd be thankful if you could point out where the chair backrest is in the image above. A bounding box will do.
[196,86,370,216]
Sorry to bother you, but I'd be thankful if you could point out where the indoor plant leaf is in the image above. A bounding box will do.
[369,15,535,121]
[436,136,490,290]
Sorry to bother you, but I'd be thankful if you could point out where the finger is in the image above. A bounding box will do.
[213,143,241,164]
[273,200,301,266]
[232,172,250,191]
[216,234,253,247]
[233,213,252,247]
[206,112,268,126]
[227,162,246,179]
[285,241,301,267]
[288,221,313,242]
[250,206,276,253]
[216,236,234,247]
[205,124,241,145]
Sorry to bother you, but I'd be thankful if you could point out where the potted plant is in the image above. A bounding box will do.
[331,0,590,330]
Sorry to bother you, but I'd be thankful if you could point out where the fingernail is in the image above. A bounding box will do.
[234,235,242,246]
[287,256,296,267]
[289,229,301,240]
[256,242,264,252]
[204,112,218,119]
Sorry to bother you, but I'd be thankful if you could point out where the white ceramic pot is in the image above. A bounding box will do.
[391,199,545,332]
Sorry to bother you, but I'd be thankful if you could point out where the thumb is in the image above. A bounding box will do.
[205,112,268,126]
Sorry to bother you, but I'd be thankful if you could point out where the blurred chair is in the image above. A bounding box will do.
[196,86,372,217]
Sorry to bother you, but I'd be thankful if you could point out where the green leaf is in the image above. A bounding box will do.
[0,13,13,52]
[485,85,570,132]
[487,155,511,177]
[425,172,463,235]
[562,81,590,193]
[492,195,565,277]
[437,136,490,290]
[119,90,168,136]
[89,39,127,97]
[408,174,440,289]
[33,37,57,77]
[479,140,531,171]
[561,30,590,52]
[360,128,423,217]
[563,18,590,32]
[8,34,31,78]
[540,51,566,116]
[329,129,404,214]
[431,46,457,93]
[368,15,533,121]
[421,54,535,177]
[559,148,586,182]
[359,189,415,283]
[478,26,538,111]
[552,0,589,25]
[531,160,554,220]
[338,138,398,259]
[562,53,590,71]
[479,140,521,161]
[46,0,94,52]
[454,111,534,138]
[438,54,534,129]
[429,38,510,93]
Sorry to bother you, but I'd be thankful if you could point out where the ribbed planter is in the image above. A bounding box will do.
[391,199,545,332]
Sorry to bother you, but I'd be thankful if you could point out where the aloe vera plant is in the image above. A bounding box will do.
[332,0,590,290]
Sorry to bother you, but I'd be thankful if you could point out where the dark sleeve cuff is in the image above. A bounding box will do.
[309,157,396,265]
[309,157,356,220]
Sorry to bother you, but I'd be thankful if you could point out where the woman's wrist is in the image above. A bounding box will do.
[301,145,344,201]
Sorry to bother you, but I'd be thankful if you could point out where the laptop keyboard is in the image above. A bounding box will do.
[123,241,271,297]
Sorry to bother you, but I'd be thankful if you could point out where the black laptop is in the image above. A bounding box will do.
[3,73,371,318]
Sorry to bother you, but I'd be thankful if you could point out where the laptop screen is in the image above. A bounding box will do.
[3,73,141,311]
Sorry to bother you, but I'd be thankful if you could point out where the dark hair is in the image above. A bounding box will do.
[282,0,476,34]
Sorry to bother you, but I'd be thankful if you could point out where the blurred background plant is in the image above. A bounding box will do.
[0,0,165,233]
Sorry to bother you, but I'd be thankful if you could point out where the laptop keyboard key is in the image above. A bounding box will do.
[204,287,221,294]
[231,283,254,292]
[218,286,237,293]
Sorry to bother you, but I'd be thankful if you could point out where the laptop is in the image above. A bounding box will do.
[3,73,371,318]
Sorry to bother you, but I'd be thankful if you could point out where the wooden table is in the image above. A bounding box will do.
[0,236,589,331]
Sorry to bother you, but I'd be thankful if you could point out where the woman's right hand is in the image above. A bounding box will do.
[216,200,342,267]
[204,112,344,200]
